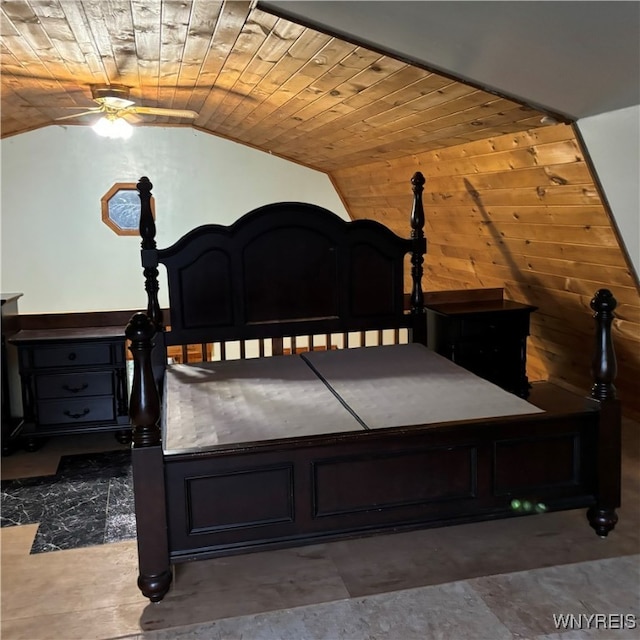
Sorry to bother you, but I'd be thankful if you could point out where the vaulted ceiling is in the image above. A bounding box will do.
[0,0,553,172]
[2,1,639,421]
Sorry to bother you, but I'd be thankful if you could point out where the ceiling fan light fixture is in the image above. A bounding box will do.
[92,115,133,139]
[91,83,133,106]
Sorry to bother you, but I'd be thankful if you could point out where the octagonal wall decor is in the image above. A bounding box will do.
[101,182,155,236]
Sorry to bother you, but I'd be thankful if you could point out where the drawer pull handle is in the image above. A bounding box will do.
[62,383,89,394]
[64,408,90,419]
[68,352,77,361]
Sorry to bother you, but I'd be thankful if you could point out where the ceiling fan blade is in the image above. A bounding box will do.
[54,110,101,121]
[121,112,144,124]
[127,106,198,119]
[54,106,102,110]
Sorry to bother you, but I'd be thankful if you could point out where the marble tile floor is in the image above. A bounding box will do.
[1,422,638,640]
[1,448,136,553]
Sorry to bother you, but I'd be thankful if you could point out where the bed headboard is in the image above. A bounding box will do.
[136,173,427,346]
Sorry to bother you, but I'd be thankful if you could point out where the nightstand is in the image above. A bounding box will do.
[1,293,23,454]
[426,298,537,397]
[10,326,130,450]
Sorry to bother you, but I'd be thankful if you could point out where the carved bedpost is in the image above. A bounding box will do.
[586,288,621,538]
[125,312,172,602]
[138,176,163,330]
[590,289,617,402]
[126,313,161,448]
[410,171,427,345]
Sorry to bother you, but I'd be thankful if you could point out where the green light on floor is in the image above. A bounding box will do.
[510,498,548,514]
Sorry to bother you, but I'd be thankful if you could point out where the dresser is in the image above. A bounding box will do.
[10,326,130,449]
[425,298,537,397]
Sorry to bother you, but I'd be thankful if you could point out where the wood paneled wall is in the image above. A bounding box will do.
[331,123,640,420]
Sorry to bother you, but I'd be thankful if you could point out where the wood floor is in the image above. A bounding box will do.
[1,420,638,640]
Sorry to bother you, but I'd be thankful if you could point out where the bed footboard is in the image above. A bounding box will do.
[126,289,621,603]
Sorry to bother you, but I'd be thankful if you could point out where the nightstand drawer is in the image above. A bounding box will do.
[459,312,529,339]
[36,371,113,399]
[455,340,520,360]
[33,343,112,368]
[37,397,115,426]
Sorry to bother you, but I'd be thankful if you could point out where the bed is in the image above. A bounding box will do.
[126,173,621,603]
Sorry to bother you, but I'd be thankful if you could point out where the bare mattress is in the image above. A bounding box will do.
[162,343,544,454]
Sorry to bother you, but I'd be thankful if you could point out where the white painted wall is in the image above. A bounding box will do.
[577,106,640,280]
[0,125,349,314]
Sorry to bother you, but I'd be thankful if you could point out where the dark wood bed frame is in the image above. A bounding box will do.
[126,174,621,603]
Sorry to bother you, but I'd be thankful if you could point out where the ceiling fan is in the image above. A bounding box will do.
[55,84,198,137]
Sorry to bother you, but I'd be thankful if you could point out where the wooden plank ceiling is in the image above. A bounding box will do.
[0,0,551,172]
